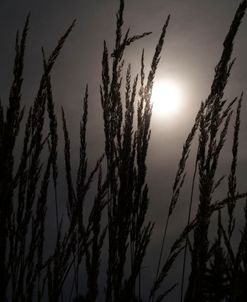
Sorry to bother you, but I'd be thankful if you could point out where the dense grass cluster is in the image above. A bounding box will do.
[1,0,247,301]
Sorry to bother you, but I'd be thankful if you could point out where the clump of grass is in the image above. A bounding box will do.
[150,1,247,302]
[1,0,247,301]
[184,2,247,301]
[101,1,170,299]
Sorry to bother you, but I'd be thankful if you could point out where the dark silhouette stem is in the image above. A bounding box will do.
[180,154,198,302]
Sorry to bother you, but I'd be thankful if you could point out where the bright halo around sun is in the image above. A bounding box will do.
[151,79,183,118]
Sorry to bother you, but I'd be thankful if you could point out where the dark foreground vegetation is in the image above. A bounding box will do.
[1,0,247,301]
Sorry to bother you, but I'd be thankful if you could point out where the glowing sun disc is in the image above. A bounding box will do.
[151,80,183,118]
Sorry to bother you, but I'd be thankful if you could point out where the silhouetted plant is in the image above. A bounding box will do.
[1,0,247,301]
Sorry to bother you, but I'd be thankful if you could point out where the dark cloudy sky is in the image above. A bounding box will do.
[1,1,247,301]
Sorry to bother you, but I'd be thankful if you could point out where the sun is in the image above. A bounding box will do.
[151,79,183,118]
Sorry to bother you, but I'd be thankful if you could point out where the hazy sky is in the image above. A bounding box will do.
[1,1,247,300]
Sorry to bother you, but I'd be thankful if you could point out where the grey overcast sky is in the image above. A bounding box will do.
[1,1,247,301]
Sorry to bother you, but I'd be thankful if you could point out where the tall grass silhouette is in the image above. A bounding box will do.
[0,0,247,301]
